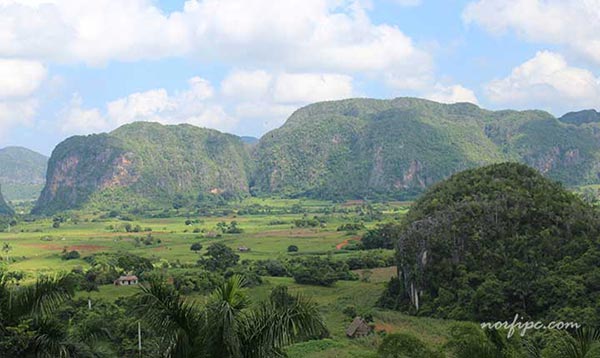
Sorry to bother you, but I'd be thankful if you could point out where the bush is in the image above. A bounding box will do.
[287,245,299,252]
[378,333,443,358]
[190,243,203,253]
[289,256,356,287]
[61,250,80,260]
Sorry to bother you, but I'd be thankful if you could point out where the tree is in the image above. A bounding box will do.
[0,271,92,357]
[190,243,203,253]
[1,242,11,262]
[136,275,326,358]
[545,328,600,358]
[378,333,443,358]
[199,243,239,271]
[61,250,81,260]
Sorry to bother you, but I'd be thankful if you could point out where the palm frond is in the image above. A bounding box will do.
[241,292,326,358]
[135,277,203,358]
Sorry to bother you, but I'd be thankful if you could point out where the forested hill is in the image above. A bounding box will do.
[252,97,600,199]
[32,122,252,215]
[33,97,600,214]
[381,162,600,325]
[0,146,48,201]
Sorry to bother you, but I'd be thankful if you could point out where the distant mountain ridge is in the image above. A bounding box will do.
[558,109,600,125]
[0,146,48,201]
[32,97,600,214]
[252,98,600,199]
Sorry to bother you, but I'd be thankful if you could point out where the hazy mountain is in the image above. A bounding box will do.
[0,146,48,201]
[0,185,14,216]
[558,109,600,125]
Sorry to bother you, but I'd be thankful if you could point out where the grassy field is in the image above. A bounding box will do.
[0,198,458,357]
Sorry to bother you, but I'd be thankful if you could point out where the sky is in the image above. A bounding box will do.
[0,0,599,155]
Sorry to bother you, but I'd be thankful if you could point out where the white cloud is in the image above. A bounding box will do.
[485,51,600,109]
[59,94,109,134]
[425,84,479,104]
[463,0,600,65]
[60,76,236,136]
[221,70,272,100]
[0,59,46,97]
[0,98,37,138]
[0,0,433,87]
[273,73,353,103]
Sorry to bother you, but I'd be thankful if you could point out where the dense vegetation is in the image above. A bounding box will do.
[380,163,600,325]
[252,98,600,200]
[28,98,600,214]
[0,146,47,201]
[33,122,252,215]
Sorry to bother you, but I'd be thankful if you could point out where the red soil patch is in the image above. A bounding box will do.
[68,245,106,252]
[374,323,395,333]
[341,200,366,207]
[21,243,107,252]
[22,243,63,250]
[336,236,361,250]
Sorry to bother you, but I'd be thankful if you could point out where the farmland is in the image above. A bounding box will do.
[0,198,457,357]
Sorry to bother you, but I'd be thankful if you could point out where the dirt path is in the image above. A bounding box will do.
[336,236,361,250]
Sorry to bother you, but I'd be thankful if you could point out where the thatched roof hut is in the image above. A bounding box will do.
[346,317,372,338]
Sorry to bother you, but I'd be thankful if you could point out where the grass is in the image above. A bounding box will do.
[0,198,454,357]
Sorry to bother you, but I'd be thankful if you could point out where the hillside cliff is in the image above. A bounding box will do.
[32,122,251,214]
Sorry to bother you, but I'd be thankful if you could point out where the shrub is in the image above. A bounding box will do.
[287,245,299,252]
[190,243,203,253]
[61,250,80,260]
[378,333,443,358]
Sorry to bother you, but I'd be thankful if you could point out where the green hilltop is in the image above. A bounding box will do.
[0,146,47,201]
[32,122,251,214]
[32,97,600,214]
[252,97,600,199]
[382,162,600,325]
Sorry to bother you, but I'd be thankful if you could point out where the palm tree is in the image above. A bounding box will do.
[136,275,326,358]
[549,328,600,358]
[0,271,107,357]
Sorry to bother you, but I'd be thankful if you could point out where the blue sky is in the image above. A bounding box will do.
[0,0,598,155]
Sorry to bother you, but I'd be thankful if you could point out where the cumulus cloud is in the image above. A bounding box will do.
[463,0,600,65]
[0,59,45,139]
[0,59,46,98]
[60,77,236,136]
[220,70,272,100]
[485,51,600,109]
[60,70,357,136]
[0,0,433,84]
[273,73,353,103]
[424,84,479,104]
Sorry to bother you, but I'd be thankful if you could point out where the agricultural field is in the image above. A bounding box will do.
[0,198,458,357]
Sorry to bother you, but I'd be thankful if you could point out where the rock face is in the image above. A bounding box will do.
[33,122,251,214]
[252,98,600,199]
[32,98,600,213]
[0,146,48,201]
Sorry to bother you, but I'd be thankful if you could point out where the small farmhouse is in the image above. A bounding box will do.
[114,275,139,286]
[345,317,372,338]
[238,246,250,252]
